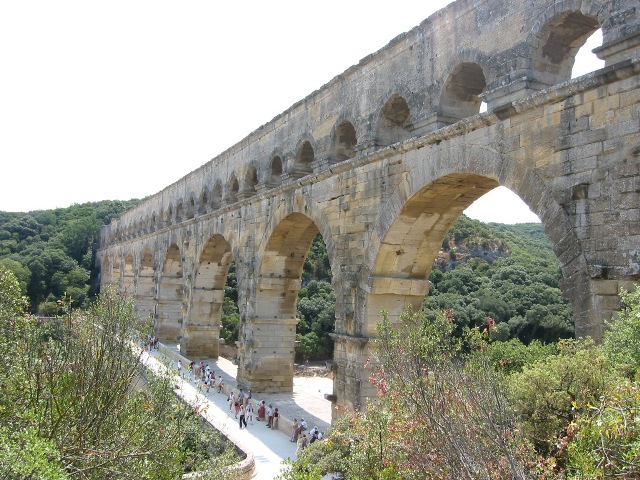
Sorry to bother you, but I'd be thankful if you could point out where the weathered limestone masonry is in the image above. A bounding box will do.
[97,0,640,418]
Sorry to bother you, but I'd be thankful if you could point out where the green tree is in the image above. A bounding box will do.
[508,338,611,455]
[603,286,640,378]
[296,280,335,360]
[0,257,31,293]
[564,380,640,479]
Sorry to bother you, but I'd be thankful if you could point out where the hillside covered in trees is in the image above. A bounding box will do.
[0,202,573,359]
[0,200,139,314]
[285,215,573,361]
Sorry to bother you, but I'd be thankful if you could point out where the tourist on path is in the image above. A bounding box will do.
[296,434,308,456]
[229,392,236,416]
[239,404,247,429]
[290,419,299,442]
[266,404,274,428]
[246,400,254,424]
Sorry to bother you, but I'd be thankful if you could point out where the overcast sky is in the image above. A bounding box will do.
[0,1,603,222]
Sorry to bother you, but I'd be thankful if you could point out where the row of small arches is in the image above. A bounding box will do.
[110,94,414,240]
[109,9,604,242]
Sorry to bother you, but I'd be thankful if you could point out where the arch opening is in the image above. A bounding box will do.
[176,201,185,223]
[186,197,196,219]
[371,176,573,346]
[376,95,412,146]
[135,248,155,322]
[100,256,112,289]
[571,28,604,78]
[122,254,135,296]
[199,189,209,215]
[240,165,258,198]
[111,256,122,288]
[440,62,487,123]
[227,176,239,204]
[238,213,335,392]
[292,141,314,177]
[212,183,223,210]
[270,156,283,186]
[533,11,600,86]
[333,121,357,162]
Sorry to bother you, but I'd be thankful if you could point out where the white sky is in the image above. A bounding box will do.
[0,1,603,223]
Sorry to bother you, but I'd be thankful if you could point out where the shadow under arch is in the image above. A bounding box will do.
[375,94,413,147]
[365,144,594,338]
[184,233,234,358]
[439,61,487,124]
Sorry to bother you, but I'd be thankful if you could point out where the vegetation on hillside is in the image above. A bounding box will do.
[427,216,574,344]
[0,200,139,314]
[280,285,640,480]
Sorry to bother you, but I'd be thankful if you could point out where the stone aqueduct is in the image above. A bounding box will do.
[98,0,640,415]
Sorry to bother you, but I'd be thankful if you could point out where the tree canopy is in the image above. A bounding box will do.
[0,200,139,313]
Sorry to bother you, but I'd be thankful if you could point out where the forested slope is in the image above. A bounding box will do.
[0,200,139,313]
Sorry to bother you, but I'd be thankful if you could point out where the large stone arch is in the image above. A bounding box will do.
[184,233,233,358]
[528,1,604,87]
[135,246,156,322]
[366,143,592,337]
[156,242,184,342]
[237,199,336,392]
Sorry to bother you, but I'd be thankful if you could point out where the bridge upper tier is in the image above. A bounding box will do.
[99,0,640,245]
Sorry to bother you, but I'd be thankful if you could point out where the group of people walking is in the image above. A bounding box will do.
[180,357,323,450]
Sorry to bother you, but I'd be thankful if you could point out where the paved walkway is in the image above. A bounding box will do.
[146,344,334,479]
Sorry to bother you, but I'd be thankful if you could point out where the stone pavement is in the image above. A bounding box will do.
[150,344,334,479]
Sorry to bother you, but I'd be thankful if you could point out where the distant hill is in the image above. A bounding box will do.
[425,215,573,343]
[0,200,139,313]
